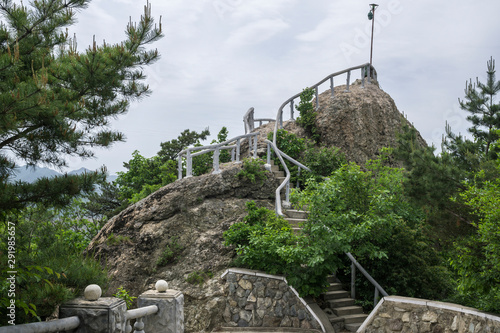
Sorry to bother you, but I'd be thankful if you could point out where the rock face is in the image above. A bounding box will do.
[87,163,279,333]
[314,79,426,164]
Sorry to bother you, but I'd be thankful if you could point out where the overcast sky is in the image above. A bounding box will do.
[63,0,500,175]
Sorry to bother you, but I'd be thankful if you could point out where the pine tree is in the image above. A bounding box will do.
[444,57,500,160]
[0,0,162,213]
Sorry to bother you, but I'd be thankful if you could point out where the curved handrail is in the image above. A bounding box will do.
[268,63,377,215]
[265,139,311,216]
[273,63,376,144]
[243,107,275,134]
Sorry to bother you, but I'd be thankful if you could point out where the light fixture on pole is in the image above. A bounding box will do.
[368,3,378,68]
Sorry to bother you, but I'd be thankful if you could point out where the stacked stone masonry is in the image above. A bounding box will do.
[360,296,500,333]
[222,269,322,330]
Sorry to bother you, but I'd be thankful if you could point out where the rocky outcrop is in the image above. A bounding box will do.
[87,163,279,333]
[247,79,425,165]
[314,79,426,164]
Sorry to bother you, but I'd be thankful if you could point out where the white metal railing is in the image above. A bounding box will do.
[346,252,389,307]
[125,305,159,333]
[272,63,376,143]
[243,107,275,134]
[177,132,259,179]
[269,63,377,215]
[264,139,310,216]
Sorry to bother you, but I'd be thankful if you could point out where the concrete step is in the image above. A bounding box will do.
[342,313,368,324]
[327,276,339,284]
[273,170,285,178]
[284,209,308,219]
[333,306,363,317]
[327,283,343,292]
[322,290,349,301]
[328,298,355,308]
[344,323,363,332]
[285,218,307,228]
[271,164,280,172]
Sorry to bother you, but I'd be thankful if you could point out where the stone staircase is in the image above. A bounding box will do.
[323,277,368,332]
[270,160,369,332]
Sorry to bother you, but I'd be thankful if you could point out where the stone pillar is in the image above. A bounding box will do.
[137,280,184,333]
[59,285,127,333]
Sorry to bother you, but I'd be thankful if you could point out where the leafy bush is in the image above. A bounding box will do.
[267,129,345,187]
[236,158,266,184]
[223,201,332,296]
[296,87,320,143]
[447,167,500,313]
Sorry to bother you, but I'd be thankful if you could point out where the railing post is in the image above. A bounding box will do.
[231,147,235,162]
[265,142,272,171]
[374,288,379,307]
[330,77,334,98]
[186,149,192,178]
[59,285,127,333]
[346,70,351,92]
[315,86,319,110]
[297,167,301,189]
[368,65,372,84]
[236,139,241,163]
[285,180,290,203]
[177,155,183,180]
[361,67,365,88]
[213,146,221,174]
[290,100,294,120]
[351,262,356,299]
[253,134,258,158]
[137,280,184,333]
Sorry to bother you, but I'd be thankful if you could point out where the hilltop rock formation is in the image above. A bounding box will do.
[249,79,425,164]
[87,163,279,332]
[86,77,426,332]
[314,79,425,164]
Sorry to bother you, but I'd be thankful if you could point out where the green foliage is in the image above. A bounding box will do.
[236,158,266,184]
[157,128,210,163]
[267,129,345,186]
[115,151,177,204]
[224,201,331,296]
[0,0,162,214]
[0,205,108,324]
[114,286,137,309]
[156,238,184,267]
[296,87,320,143]
[290,159,452,299]
[448,167,500,312]
[444,57,500,160]
[186,270,214,285]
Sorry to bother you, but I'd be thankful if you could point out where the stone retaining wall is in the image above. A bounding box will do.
[221,268,323,332]
[359,296,500,333]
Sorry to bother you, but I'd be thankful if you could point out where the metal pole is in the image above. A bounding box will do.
[369,4,378,68]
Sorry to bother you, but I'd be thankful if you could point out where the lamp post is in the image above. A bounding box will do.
[368,3,379,68]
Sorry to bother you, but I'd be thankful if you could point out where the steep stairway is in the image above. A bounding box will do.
[323,277,368,332]
[269,160,368,332]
